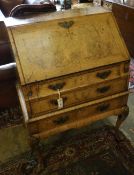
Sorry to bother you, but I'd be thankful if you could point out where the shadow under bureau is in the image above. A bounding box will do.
[6,6,130,138]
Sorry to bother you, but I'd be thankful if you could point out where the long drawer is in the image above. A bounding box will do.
[26,76,128,118]
[28,93,128,136]
[22,61,129,101]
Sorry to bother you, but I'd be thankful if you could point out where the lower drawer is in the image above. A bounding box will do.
[28,93,128,136]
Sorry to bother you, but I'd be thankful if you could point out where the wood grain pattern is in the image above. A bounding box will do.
[32,108,125,138]
[7,7,130,138]
[28,91,129,123]
[22,61,129,100]
[26,76,128,117]
[8,12,129,85]
[28,93,128,136]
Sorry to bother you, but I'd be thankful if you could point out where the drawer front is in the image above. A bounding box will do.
[22,61,129,100]
[29,94,128,135]
[27,76,128,117]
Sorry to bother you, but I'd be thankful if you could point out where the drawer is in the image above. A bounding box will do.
[22,61,129,101]
[28,93,128,136]
[26,76,128,117]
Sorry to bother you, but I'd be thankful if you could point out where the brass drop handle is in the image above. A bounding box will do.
[48,82,66,91]
[50,97,67,106]
[96,103,110,112]
[53,116,69,125]
[97,86,110,93]
[96,70,111,79]
[58,21,74,29]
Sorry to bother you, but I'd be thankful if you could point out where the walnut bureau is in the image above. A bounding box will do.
[6,6,130,138]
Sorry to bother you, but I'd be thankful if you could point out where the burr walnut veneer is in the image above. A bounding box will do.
[6,6,130,138]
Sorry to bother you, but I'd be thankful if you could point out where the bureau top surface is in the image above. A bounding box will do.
[7,7,129,85]
[5,7,109,27]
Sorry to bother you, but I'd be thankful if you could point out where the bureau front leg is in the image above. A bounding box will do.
[116,106,129,130]
[29,136,45,172]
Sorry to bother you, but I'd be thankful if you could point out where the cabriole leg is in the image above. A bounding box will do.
[116,106,129,130]
[115,106,129,141]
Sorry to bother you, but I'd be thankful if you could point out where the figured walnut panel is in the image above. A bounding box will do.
[9,12,129,85]
[28,93,128,136]
[26,76,128,117]
[22,61,128,100]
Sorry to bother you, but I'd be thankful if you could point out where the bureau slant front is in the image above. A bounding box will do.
[7,6,130,138]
